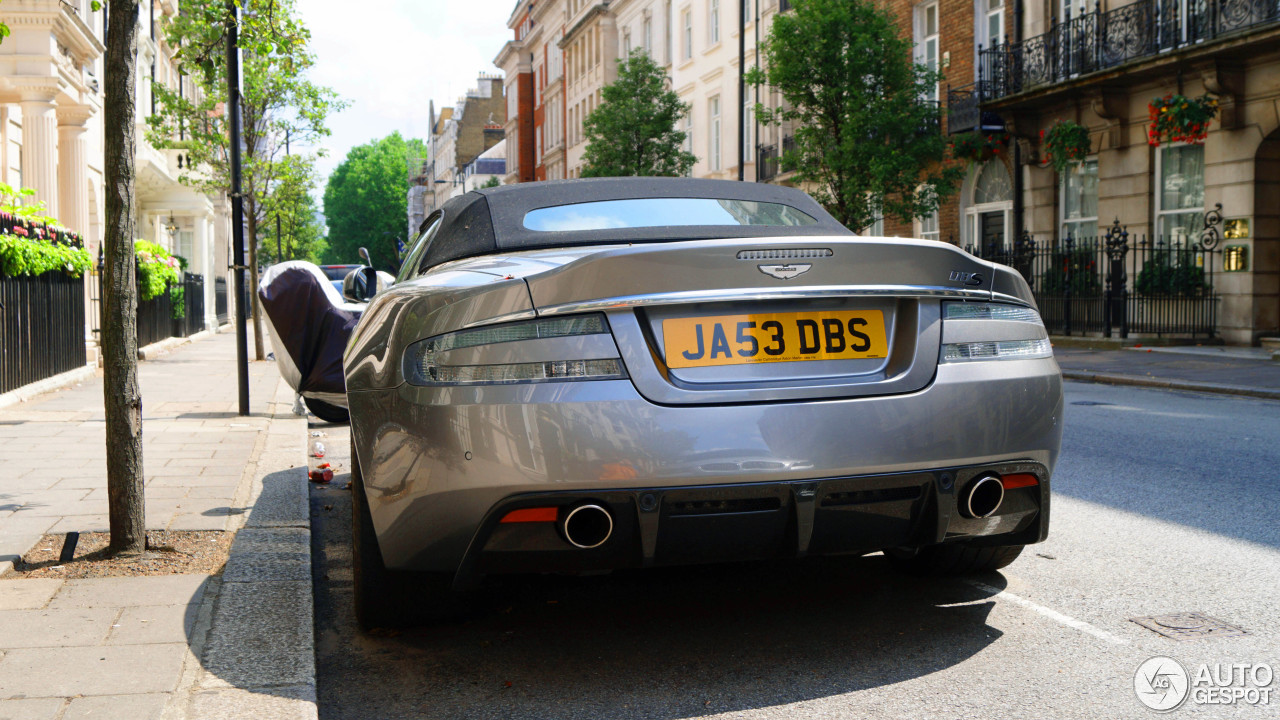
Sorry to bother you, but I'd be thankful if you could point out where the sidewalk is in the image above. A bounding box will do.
[0,332,315,719]
[1054,343,1280,400]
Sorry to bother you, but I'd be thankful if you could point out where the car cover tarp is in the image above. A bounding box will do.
[258,261,359,396]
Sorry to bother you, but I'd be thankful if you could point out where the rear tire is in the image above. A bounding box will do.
[351,438,464,632]
[305,397,349,424]
[884,543,1025,576]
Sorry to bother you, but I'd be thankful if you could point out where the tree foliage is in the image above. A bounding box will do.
[261,155,327,264]
[146,0,343,358]
[581,50,695,177]
[747,0,961,232]
[323,132,424,272]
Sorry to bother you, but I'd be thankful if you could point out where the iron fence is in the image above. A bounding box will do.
[979,0,1280,101]
[91,267,209,349]
[967,216,1223,338]
[0,271,87,395]
[215,276,229,326]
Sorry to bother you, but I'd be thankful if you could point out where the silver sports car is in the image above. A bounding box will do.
[344,178,1063,629]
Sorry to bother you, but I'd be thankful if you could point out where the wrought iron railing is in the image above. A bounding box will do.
[966,213,1225,338]
[0,271,87,394]
[980,0,1280,100]
[758,144,779,181]
[215,276,229,326]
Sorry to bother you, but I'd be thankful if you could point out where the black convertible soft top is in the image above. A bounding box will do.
[417,177,851,271]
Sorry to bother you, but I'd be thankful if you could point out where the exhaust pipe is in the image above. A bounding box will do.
[960,475,1004,519]
[561,504,613,549]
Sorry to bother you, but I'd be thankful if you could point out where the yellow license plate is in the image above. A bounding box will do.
[662,310,888,369]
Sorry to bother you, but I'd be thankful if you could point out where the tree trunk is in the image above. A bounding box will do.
[102,0,145,557]
[246,199,264,360]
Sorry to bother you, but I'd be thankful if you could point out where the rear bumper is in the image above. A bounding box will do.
[456,460,1048,589]
[347,356,1063,575]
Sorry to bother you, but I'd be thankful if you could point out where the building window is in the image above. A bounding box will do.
[684,107,695,174]
[915,1,939,104]
[643,17,653,54]
[666,1,673,62]
[1156,145,1205,243]
[682,9,693,60]
[976,0,1004,51]
[178,229,194,264]
[918,211,940,242]
[623,29,632,57]
[742,96,753,163]
[710,0,720,44]
[1060,158,1098,240]
[965,161,1013,253]
[709,95,722,171]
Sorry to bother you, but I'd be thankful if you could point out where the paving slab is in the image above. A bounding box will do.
[0,580,62,611]
[64,693,167,720]
[105,604,199,646]
[0,644,187,698]
[48,576,209,610]
[0,697,64,720]
[0,608,118,648]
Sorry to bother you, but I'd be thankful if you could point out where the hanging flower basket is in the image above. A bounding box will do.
[948,132,1009,164]
[1039,121,1091,174]
[1147,94,1218,146]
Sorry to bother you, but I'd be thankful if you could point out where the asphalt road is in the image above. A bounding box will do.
[309,383,1280,719]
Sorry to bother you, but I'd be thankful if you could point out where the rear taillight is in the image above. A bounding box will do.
[939,301,1053,363]
[403,313,627,386]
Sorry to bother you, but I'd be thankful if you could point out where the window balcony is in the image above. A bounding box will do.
[945,84,1006,135]
[980,0,1280,102]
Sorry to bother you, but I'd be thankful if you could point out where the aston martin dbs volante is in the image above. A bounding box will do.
[344,178,1063,629]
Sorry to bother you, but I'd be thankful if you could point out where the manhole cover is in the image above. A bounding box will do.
[1072,401,1113,406]
[1131,612,1247,641]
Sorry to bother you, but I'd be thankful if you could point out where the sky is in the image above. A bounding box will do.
[296,0,515,189]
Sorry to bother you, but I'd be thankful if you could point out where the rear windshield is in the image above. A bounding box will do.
[523,198,818,232]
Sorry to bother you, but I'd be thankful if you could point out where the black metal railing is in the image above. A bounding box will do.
[0,271,87,394]
[178,272,205,338]
[947,86,982,134]
[967,220,1223,338]
[215,276,229,326]
[759,144,779,181]
[979,0,1280,100]
[95,270,208,349]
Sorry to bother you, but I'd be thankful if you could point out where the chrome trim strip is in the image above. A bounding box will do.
[458,308,539,330]
[990,291,1035,308]
[534,285,992,316]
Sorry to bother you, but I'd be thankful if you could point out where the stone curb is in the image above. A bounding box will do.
[0,364,96,411]
[1061,370,1280,401]
[164,375,317,720]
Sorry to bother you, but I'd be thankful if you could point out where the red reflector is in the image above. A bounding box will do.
[500,507,559,523]
[1001,473,1039,489]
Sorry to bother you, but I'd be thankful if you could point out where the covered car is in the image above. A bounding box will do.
[343,178,1063,629]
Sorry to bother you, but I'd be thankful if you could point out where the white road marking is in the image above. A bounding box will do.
[964,579,1130,646]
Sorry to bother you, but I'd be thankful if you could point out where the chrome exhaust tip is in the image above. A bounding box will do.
[961,475,1005,519]
[562,504,613,549]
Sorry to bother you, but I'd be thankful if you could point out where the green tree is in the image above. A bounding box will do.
[323,132,424,272]
[581,50,695,177]
[261,155,327,264]
[747,0,961,232]
[147,0,343,360]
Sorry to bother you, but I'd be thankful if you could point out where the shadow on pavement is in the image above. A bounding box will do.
[311,471,1009,720]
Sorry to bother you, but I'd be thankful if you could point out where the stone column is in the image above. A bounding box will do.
[18,86,60,219]
[57,107,93,237]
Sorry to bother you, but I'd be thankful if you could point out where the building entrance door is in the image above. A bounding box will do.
[980,211,1005,256]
